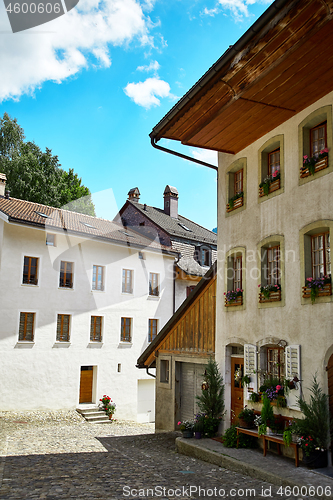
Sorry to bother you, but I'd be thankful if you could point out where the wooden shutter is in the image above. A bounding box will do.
[244,344,258,397]
[285,345,301,409]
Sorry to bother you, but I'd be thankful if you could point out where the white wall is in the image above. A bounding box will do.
[0,222,175,420]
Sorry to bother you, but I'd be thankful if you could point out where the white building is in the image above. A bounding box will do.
[0,177,177,422]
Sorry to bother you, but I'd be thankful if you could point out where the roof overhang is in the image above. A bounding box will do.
[150,0,333,154]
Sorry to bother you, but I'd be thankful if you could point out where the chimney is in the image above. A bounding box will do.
[127,187,140,203]
[163,185,178,218]
[0,173,6,197]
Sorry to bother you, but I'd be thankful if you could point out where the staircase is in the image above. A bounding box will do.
[77,406,111,424]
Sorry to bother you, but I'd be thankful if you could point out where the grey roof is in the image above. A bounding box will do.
[176,257,209,277]
[0,195,177,256]
[126,201,217,245]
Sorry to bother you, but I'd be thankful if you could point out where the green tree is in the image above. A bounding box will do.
[196,357,225,419]
[0,113,95,216]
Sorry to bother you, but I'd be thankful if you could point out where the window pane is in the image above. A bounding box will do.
[19,312,34,341]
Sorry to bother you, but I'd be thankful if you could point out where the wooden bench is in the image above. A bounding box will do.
[236,427,299,467]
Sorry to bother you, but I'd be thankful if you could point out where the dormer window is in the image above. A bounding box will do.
[196,246,211,267]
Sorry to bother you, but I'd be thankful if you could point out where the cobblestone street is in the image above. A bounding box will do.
[0,411,329,500]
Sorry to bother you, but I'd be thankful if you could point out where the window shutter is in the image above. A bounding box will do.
[244,343,258,397]
[285,345,301,409]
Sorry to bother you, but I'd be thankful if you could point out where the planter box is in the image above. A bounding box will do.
[259,178,280,197]
[225,295,243,307]
[300,156,328,178]
[226,196,243,212]
[302,283,332,299]
[259,290,281,303]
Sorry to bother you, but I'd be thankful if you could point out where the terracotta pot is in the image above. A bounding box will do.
[238,418,255,429]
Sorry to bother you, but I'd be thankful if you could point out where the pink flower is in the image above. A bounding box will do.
[178,421,181,426]
[276,385,281,392]
[258,284,261,287]
[236,288,240,292]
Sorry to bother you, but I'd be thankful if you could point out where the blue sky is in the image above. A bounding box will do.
[0,0,273,231]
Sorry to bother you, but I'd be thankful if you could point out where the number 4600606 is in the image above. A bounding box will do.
[6,3,61,14]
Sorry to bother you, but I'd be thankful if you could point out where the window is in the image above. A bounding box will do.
[266,246,281,285]
[149,273,159,296]
[310,121,327,156]
[92,265,104,291]
[56,314,70,342]
[233,256,242,290]
[258,136,283,200]
[148,319,158,343]
[226,158,246,213]
[22,256,38,285]
[59,261,73,288]
[311,232,330,279]
[90,316,102,342]
[267,347,285,379]
[19,312,35,341]
[202,248,211,267]
[234,169,243,196]
[122,269,133,294]
[268,148,280,176]
[160,360,170,383]
[120,317,132,342]
[46,234,56,246]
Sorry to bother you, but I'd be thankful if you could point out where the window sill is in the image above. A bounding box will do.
[118,342,132,348]
[121,292,133,295]
[87,342,103,348]
[147,295,160,300]
[15,341,34,348]
[21,283,39,287]
[53,342,71,348]
[58,287,74,291]
[91,289,105,293]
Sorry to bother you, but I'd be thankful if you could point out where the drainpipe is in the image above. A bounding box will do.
[146,367,156,378]
[151,137,218,172]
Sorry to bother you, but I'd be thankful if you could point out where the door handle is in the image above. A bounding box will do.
[238,397,241,400]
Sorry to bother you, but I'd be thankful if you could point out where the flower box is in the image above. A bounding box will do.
[225,295,243,307]
[300,156,328,178]
[259,290,281,303]
[259,178,280,197]
[302,283,332,299]
[226,196,243,212]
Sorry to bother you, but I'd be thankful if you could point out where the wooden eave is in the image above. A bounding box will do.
[137,262,216,369]
[150,0,333,154]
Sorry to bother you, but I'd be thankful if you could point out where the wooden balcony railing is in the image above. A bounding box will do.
[226,196,243,213]
[225,295,243,307]
[259,290,281,303]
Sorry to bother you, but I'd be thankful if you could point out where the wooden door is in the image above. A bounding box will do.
[328,354,333,451]
[180,363,205,422]
[79,366,93,403]
[231,357,244,424]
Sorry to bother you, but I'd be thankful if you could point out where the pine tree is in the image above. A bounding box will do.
[196,357,225,419]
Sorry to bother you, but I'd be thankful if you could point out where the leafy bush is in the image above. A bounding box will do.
[223,425,257,448]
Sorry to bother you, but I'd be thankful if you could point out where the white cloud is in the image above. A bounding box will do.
[0,0,154,102]
[137,60,160,72]
[202,1,272,21]
[191,148,218,166]
[124,77,173,109]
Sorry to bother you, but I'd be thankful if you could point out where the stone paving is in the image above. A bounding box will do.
[0,411,331,500]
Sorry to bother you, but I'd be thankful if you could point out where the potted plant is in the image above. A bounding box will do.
[249,392,260,403]
[258,395,275,435]
[301,148,329,177]
[294,375,331,468]
[227,191,244,211]
[224,289,243,306]
[303,275,332,303]
[241,374,251,386]
[258,283,281,302]
[177,420,194,438]
[238,407,255,428]
[99,395,117,420]
[196,358,225,437]
[193,413,205,439]
[259,170,280,196]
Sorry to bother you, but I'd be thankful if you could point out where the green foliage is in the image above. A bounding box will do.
[238,407,255,424]
[0,113,95,216]
[223,425,257,448]
[196,358,225,419]
[249,392,260,403]
[295,375,331,450]
[260,395,274,427]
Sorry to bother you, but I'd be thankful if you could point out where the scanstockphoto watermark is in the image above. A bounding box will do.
[3,0,80,33]
[123,485,258,498]
[123,485,332,498]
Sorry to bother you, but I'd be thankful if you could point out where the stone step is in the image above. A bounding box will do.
[77,407,112,423]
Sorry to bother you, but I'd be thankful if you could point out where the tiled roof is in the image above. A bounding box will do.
[0,196,176,255]
[126,201,217,245]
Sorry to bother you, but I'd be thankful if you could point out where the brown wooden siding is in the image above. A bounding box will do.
[156,276,216,358]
